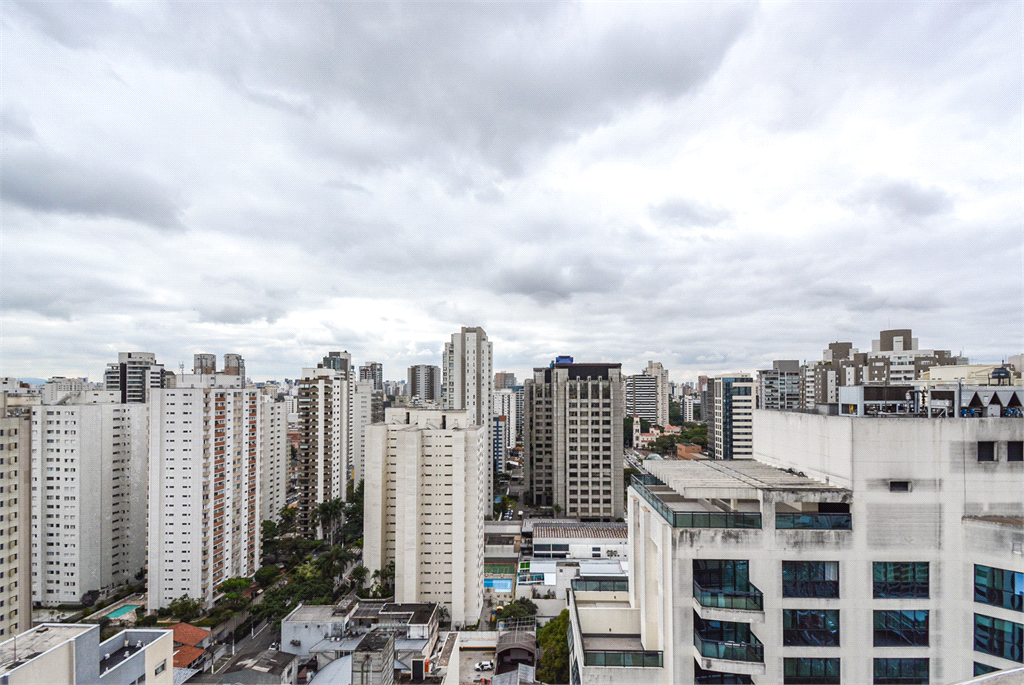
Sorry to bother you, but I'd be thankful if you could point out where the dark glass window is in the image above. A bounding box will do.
[1009,441,1023,462]
[889,481,910,492]
[973,663,999,676]
[974,613,1024,663]
[694,660,753,684]
[873,658,928,684]
[783,561,840,598]
[975,564,1024,612]
[783,610,840,647]
[784,658,840,684]
[978,441,996,461]
[694,559,749,590]
[874,562,929,599]
[874,610,929,647]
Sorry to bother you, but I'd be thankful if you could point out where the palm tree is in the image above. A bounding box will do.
[351,565,369,591]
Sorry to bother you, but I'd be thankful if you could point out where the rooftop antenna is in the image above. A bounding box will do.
[179,362,185,375]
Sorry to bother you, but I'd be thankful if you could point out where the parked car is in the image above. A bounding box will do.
[474,660,494,671]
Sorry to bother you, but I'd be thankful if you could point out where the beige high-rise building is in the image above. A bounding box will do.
[644,361,670,428]
[148,372,260,610]
[296,353,354,538]
[442,327,493,502]
[0,394,31,638]
[524,360,625,521]
[30,392,148,606]
[260,392,289,524]
[363,409,486,627]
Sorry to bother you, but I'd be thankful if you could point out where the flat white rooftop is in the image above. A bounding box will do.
[0,624,93,676]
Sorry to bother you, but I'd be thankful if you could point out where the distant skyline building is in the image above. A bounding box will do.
[644,361,670,427]
[364,409,486,627]
[493,388,517,450]
[103,352,169,403]
[625,374,658,425]
[443,327,494,502]
[359,362,384,391]
[708,375,754,459]
[758,359,802,411]
[148,371,260,610]
[494,372,518,390]
[407,364,442,403]
[260,392,289,524]
[524,360,624,521]
[31,391,148,606]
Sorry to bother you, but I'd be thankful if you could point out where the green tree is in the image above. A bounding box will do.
[278,506,297,536]
[255,565,281,587]
[496,597,537,622]
[537,610,571,684]
[168,595,203,622]
[350,565,369,590]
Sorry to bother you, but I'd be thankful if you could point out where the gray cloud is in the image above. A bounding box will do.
[0,1,1020,384]
[847,178,954,219]
[3,147,184,230]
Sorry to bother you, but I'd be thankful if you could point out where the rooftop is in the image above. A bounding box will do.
[581,634,646,651]
[533,522,627,540]
[0,624,93,675]
[646,459,848,498]
[356,631,394,652]
[173,644,206,668]
[379,603,436,625]
[170,622,211,647]
[284,604,343,623]
[964,515,1024,528]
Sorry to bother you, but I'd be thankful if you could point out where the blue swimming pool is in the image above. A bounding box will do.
[485,579,513,592]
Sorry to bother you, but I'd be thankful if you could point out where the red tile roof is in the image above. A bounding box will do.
[173,645,206,668]
[170,622,211,647]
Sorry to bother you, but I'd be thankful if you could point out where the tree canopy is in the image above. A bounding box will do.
[537,610,571,684]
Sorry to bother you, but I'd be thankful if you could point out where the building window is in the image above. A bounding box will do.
[973,662,999,676]
[889,481,910,492]
[155,659,167,674]
[783,610,840,646]
[974,613,1023,663]
[783,561,839,598]
[874,610,929,647]
[784,657,840,684]
[975,565,1023,612]
[873,562,929,599]
[978,441,996,462]
[1009,441,1023,462]
[873,658,928,684]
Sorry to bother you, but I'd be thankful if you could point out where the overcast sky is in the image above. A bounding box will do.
[2,1,1021,384]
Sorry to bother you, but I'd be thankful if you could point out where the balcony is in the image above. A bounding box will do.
[693,633,765,676]
[631,475,761,529]
[775,513,852,530]
[693,579,763,612]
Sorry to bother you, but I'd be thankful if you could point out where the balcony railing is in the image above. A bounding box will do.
[694,580,764,611]
[775,513,852,530]
[582,650,663,667]
[694,632,764,663]
[632,476,762,529]
[573,579,629,592]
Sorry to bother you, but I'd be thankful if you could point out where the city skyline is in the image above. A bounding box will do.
[1,2,1020,384]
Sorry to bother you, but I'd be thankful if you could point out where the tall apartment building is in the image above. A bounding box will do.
[443,327,494,501]
[193,353,217,374]
[260,393,289,524]
[360,362,384,391]
[30,392,148,606]
[493,388,518,449]
[224,353,246,380]
[493,415,508,475]
[758,360,802,411]
[513,385,525,444]
[148,372,260,610]
[408,365,442,403]
[707,375,754,460]
[0,395,31,638]
[523,360,624,521]
[683,395,696,423]
[352,380,375,486]
[645,361,670,428]
[103,352,170,403]
[625,375,659,425]
[363,409,487,627]
[40,377,89,405]
[495,372,518,390]
[569,405,1023,684]
[296,354,354,538]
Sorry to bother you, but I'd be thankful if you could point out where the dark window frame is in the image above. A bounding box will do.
[874,610,929,647]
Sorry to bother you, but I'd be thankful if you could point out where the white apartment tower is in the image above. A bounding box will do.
[408,364,442,403]
[0,394,31,637]
[709,375,754,459]
[148,373,260,610]
[296,354,354,538]
[645,361,671,428]
[442,327,494,500]
[493,388,517,449]
[352,379,375,486]
[625,375,659,425]
[259,393,289,524]
[103,352,168,403]
[363,409,487,627]
[30,392,148,606]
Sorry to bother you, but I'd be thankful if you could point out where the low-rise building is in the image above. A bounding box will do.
[0,624,173,684]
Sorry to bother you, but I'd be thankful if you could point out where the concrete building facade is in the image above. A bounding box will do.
[103,352,169,404]
[494,388,518,450]
[30,393,148,606]
[709,375,754,460]
[645,362,670,428]
[148,374,261,610]
[408,365,442,403]
[568,411,1023,685]
[758,360,802,412]
[523,361,624,521]
[625,375,658,426]
[260,393,289,524]
[363,409,486,627]
[0,395,31,637]
[443,327,494,502]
